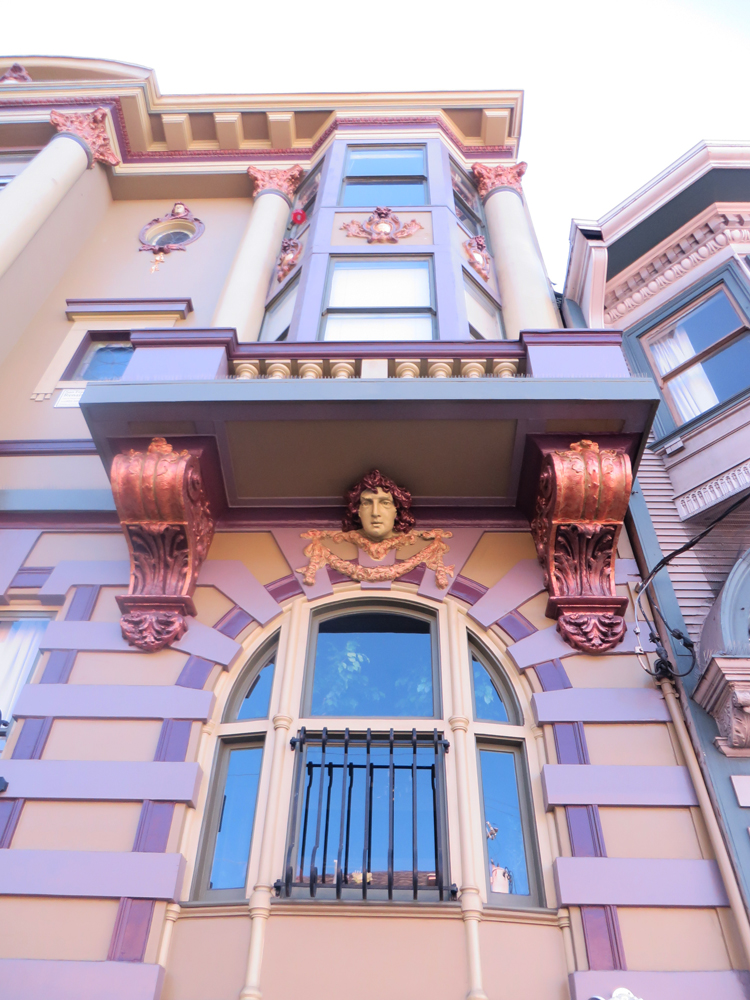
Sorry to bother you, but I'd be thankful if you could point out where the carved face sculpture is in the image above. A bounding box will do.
[358,487,397,541]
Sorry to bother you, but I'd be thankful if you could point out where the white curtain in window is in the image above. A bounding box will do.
[0,620,48,725]
[329,264,430,308]
[650,324,718,422]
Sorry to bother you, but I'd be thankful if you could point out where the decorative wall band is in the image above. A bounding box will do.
[38,561,129,603]
[198,560,282,626]
[554,857,728,907]
[569,970,750,1000]
[509,623,655,670]
[468,559,545,628]
[0,958,164,1000]
[0,849,185,900]
[542,764,698,809]
[0,760,201,805]
[14,685,214,722]
[0,529,41,603]
[731,775,750,807]
[532,688,669,724]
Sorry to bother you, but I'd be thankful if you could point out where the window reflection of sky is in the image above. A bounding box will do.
[480,749,529,895]
[237,661,274,719]
[209,747,262,890]
[472,656,508,722]
[311,613,434,717]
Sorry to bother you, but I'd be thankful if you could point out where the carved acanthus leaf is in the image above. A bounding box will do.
[110,437,214,652]
[694,657,750,756]
[49,107,120,167]
[248,164,304,200]
[529,439,633,654]
[471,162,527,198]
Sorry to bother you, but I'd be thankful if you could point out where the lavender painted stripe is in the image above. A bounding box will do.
[614,558,640,584]
[468,559,545,628]
[173,618,241,666]
[418,528,483,602]
[569,970,750,1000]
[0,530,41,603]
[0,959,164,1000]
[731,775,750,807]
[199,560,282,625]
[509,622,656,670]
[532,688,669,724]
[0,849,185,900]
[554,857,728,907]
[542,764,698,809]
[0,760,201,805]
[14,685,214,721]
[272,527,333,599]
[38,561,130,603]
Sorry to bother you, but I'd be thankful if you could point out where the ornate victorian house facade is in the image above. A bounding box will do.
[0,56,746,1000]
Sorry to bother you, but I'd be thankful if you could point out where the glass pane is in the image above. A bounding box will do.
[0,620,48,734]
[323,315,433,342]
[650,291,742,375]
[237,660,275,720]
[346,147,425,177]
[296,741,438,890]
[310,612,435,716]
[480,749,529,896]
[209,746,263,890]
[464,277,503,340]
[450,162,480,214]
[153,229,192,247]
[455,199,481,236]
[330,260,431,308]
[472,656,508,722]
[79,344,134,381]
[260,282,298,342]
[342,181,426,207]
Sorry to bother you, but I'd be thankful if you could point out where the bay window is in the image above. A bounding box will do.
[260,277,298,342]
[340,146,427,207]
[644,287,750,424]
[451,160,484,237]
[321,258,435,341]
[464,274,504,341]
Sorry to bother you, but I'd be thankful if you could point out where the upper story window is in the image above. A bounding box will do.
[321,258,435,341]
[260,276,298,342]
[305,608,437,716]
[72,340,134,381]
[451,161,484,237]
[464,274,504,341]
[340,146,427,207]
[644,288,750,424]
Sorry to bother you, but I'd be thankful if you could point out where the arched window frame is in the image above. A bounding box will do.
[468,636,523,726]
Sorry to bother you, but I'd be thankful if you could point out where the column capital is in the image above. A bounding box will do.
[472,161,527,199]
[248,164,304,202]
[50,107,120,167]
[530,439,632,654]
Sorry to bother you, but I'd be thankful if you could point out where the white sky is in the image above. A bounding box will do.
[4,0,750,285]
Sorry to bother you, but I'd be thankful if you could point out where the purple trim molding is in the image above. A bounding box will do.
[108,898,154,962]
[65,298,193,319]
[39,561,129,603]
[447,574,487,606]
[0,799,23,848]
[214,605,255,639]
[66,585,100,622]
[0,760,201,805]
[176,656,214,689]
[0,530,41,603]
[265,574,304,602]
[542,764,698,809]
[173,619,241,666]
[14,685,213,722]
[0,849,186,900]
[199,560,282,626]
[579,905,626,971]
[522,331,624,347]
[509,623,656,670]
[534,659,571,691]
[154,719,192,762]
[40,652,76,683]
[10,566,53,587]
[468,559,545,628]
[0,959,164,1000]
[133,801,175,853]
[567,806,607,858]
[553,722,590,765]
[497,610,537,642]
[11,718,52,760]
[532,688,670,724]
[554,857,728,907]
[614,558,640,584]
[569,971,750,1000]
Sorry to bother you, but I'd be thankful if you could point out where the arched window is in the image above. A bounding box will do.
[469,640,521,725]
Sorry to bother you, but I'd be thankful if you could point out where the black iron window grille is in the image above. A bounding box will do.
[278,728,454,902]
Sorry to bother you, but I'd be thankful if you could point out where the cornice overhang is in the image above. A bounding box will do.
[0,62,524,168]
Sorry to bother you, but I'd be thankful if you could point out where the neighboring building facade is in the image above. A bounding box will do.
[565,141,750,997]
[0,56,746,1000]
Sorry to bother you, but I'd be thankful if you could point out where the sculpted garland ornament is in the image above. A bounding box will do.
[111,438,214,652]
[298,470,454,588]
[340,207,424,244]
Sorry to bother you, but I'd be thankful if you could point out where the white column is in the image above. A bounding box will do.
[213,165,303,343]
[0,107,119,283]
[473,162,561,340]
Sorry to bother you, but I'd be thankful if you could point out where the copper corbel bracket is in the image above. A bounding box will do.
[110,437,215,652]
[530,439,633,654]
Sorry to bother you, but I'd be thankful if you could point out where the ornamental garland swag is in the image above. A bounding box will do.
[299,529,454,588]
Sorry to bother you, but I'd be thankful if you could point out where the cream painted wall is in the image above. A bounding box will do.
[0,897,119,961]
[0,195,252,441]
